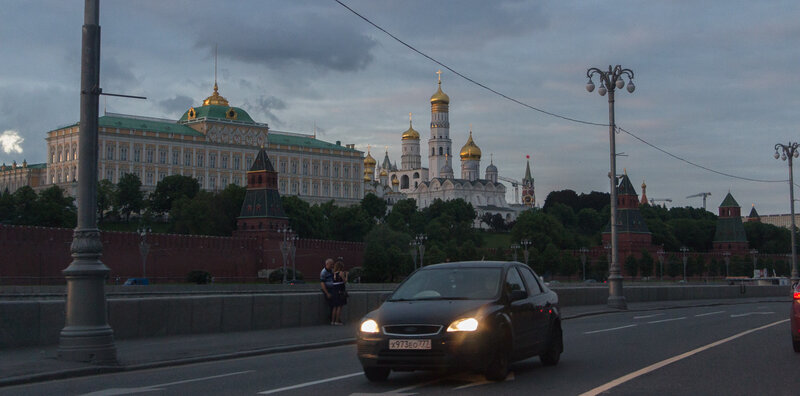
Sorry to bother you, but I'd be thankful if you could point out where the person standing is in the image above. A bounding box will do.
[331,260,349,325]
[320,258,336,325]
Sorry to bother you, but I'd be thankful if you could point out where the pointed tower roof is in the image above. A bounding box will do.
[523,156,533,183]
[640,179,649,205]
[720,192,740,208]
[381,149,392,169]
[617,174,638,196]
[250,146,275,172]
[748,205,760,218]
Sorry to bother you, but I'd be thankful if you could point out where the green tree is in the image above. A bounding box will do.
[666,254,681,279]
[511,210,573,252]
[35,185,77,228]
[11,186,38,225]
[329,205,372,242]
[281,196,328,239]
[116,173,145,221]
[150,175,200,214]
[97,179,117,223]
[363,224,411,282]
[546,203,577,230]
[576,208,604,235]
[384,198,419,233]
[360,193,387,221]
[217,183,246,234]
[624,254,638,278]
[0,188,14,223]
[639,250,654,278]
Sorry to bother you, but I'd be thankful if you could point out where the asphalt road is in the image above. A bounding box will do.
[3,301,798,395]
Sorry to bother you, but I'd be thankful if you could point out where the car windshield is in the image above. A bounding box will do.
[389,267,502,301]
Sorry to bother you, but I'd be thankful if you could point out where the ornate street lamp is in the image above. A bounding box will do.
[521,239,532,266]
[587,65,635,309]
[657,249,665,281]
[278,226,293,283]
[723,251,731,278]
[409,240,419,271]
[290,234,299,282]
[750,249,759,277]
[416,234,427,267]
[579,247,589,281]
[774,142,800,283]
[680,246,689,283]
[511,243,520,262]
[137,226,152,279]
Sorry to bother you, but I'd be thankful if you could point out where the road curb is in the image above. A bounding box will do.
[0,338,356,388]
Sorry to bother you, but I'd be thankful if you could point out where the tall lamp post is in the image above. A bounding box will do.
[587,65,635,310]
[416,234,426,267]
[59,0,117,364]
[680,246,689,283]
[521,239,532,266]
[774,142,800,283]
[579,247,588,281]
[511,243,520,262]
[409,240,419,271]
[289,233,299,282]
[137,226,152,279]
[656,249,665,281]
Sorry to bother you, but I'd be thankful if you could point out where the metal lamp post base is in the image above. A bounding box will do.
[606,275,627,310]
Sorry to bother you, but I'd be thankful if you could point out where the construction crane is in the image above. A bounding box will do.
[649,198,672,207]
[497,176,521,204]
[686,192,712,210]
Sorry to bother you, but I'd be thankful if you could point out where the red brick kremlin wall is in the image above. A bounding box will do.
[0,225,363,285]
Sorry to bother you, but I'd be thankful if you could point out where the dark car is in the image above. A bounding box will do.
[792,282,800,352]
[356,261,562,382]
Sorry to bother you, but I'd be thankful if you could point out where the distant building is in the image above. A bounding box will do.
[746,205,760,223]
[748,213,800,229]
[602,172,653,259]
[3,81,365,205]
[0,160,46,193]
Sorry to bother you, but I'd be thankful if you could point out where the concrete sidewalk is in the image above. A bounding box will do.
[0,297,789,388]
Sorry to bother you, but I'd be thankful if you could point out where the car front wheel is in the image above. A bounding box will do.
[484,326,511,381]
[364,367,390,382]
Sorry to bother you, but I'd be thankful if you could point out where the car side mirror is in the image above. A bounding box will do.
[509,289,527,302]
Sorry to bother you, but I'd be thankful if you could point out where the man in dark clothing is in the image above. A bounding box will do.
[320,258,336,324]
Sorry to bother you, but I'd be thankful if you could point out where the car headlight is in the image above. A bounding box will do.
[447,317,479,332]
[360,319,380,333]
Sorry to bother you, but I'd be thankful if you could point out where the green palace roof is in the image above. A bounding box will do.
[50,115,204,137]
[268,133,359,152]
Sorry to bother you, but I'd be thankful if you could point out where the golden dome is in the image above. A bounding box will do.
[364,150,376,166]
[460,131,481,161]
[380,169,388,177]
[430,82,450,104]
[401,120,420,140]
[203,82,230,106]
[363,173,372,182]
[391,177,399,185]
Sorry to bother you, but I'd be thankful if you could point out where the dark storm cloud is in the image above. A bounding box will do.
[158,95,195,115]
[193,12,376,72]
[243,95,288,126]
[100,56,139,88]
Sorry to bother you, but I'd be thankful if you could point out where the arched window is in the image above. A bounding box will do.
[401,175,409,189]
[439,147,443,155]
[413,172,419,179]
[431,148,435,156]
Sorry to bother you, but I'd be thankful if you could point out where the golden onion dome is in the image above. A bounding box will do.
[364,151,377,166]
[430,82,450,104]
[380,169,388,177]
[392,177,399,185]
[203,82,230,106]
[460,131,482,161]
[363,173,372,182]
[401,120,420,140]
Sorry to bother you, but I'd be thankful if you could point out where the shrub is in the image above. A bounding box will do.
[269,268,304,283]
[186,270,212,284]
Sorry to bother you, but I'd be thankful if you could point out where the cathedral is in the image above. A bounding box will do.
[364,72,531,224]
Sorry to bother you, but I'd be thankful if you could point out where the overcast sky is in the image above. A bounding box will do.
[2,0,799,214]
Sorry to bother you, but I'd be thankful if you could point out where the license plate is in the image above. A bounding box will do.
[389,339,431,350]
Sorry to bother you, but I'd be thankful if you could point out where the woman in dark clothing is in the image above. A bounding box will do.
[331,260,348,325]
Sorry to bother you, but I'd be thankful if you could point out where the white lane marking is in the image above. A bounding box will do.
[584,324,637,334]
[452,371,515,390]
[731,312,775,318]
[81,370,253,396]
[258,372,362,395]
[579,319,789,396]
[647,317,686,324]
[633,313,664,319]
[695,311,725,317]
[382,377,444,394]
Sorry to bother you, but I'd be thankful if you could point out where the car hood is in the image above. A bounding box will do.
[372,299,495,326]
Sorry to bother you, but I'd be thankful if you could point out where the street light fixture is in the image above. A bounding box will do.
[750,249,759,277]
[774,142,800,283]
[723,251,731,278]
[587,65,635,310]
[137,226,152,279]
[656,249,665,281]
[521,239,532,266]
[579,247,589,281]
[278,226,294,283]
[416,234,427,267]
[680,246,689,283]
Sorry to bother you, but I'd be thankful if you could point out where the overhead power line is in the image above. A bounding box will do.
[333,0,787,185]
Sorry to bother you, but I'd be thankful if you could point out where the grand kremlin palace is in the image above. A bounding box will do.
[0,84,365,205]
